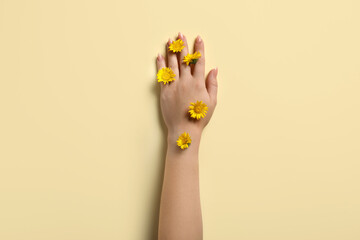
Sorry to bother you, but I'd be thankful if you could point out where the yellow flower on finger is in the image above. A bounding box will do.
[177,132,192,149]
[188,100,208,120]
[169,39,185,53]
[183,51,201,65]
[157,67,176,84]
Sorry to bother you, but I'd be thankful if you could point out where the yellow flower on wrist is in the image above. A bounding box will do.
[183,51,201,65]
[188,100,208,120]
[157,67,176,84]
[177,132,192,149]
[169,39,185,53]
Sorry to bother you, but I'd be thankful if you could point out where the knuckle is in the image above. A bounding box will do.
[161,89,173,100]
[178,82,187,92]
[211,80,218,88]
[195,81,203,89]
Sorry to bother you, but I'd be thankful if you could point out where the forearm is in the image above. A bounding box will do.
[158,127,203,240]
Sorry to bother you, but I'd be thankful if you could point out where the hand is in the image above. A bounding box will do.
[156,33,218,137]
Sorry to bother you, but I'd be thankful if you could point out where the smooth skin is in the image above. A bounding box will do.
[157,32,218,240]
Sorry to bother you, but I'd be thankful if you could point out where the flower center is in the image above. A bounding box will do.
[162,72,170,80]
[195,106,202,113]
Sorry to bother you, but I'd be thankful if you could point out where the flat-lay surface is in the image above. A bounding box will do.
[0,0,359,239]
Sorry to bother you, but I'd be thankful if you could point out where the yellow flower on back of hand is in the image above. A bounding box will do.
[177,132,192,149]
[169,39,185,53]
[157,67,176,84]
[183,51,201,65]
[188,100,208,120]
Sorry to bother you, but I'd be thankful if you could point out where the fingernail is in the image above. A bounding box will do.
[178,32,183,39]
[157,53,162,60]
[214,67,218,77]
[196,35,202,43]
[168,38,172,45]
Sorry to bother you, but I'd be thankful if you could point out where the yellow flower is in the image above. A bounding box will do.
[169,39,185,53]
[177,132,192,149]
[183,51,201,65]
[188,101,208,120]
[157,67,176,84]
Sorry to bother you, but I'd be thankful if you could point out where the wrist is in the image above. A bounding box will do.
[168,125,202,140]
[167,126,202,150]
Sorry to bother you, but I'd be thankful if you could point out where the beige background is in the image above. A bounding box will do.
[1,0,360,239]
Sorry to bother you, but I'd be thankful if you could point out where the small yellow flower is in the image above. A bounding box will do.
[157,67,176,84]
[183,51,201,65]
[188,101,208,120]
[169,39,185,53]
[177,132,192,149]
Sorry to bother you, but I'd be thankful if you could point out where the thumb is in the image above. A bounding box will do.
[206,67,218,105]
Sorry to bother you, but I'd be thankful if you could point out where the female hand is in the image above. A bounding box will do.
[156,33,218,137]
